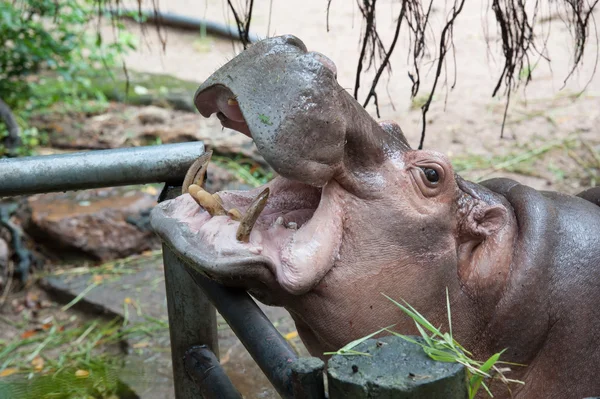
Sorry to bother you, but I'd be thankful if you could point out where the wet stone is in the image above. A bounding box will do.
[135,106,172,125]
[327,335,468,399]
[23,187,160,261]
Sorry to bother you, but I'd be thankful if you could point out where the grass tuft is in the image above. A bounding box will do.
[383,289,525,398]
[0,316,168,399]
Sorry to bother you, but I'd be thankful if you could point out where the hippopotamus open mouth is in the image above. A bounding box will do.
[151,35,411,296]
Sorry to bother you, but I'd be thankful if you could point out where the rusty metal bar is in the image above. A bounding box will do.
[184,345,243,399]
[0,142,205,197]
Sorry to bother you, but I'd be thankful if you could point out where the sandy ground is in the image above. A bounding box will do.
[106,0,599,170]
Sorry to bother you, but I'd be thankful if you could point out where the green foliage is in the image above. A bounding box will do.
[0,125,49,157]
[382,289,525,398]
[0,356,125,399]
[0,252,166,398]
[323,325,396,356]
[0,0,137,156]
[212,154,274,187]
[0,317,165,399]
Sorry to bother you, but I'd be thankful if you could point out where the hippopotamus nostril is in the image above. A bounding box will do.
[311,52,338,78]
[280,34,308,52]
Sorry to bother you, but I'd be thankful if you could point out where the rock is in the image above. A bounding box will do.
[327,335,468,399]
[23,186,159,261]
[35,102,265,165]
[42,255,168,321]
[135,106,171,125]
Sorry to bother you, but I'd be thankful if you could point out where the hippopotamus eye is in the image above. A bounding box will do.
[421,167,439,184]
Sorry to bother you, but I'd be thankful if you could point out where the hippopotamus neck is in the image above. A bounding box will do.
[471,179,555,364]
[479,178,600,368]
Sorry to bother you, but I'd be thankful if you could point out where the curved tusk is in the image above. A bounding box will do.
[236,188,270,242]
[182,150,213,195]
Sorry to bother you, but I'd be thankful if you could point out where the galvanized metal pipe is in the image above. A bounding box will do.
[0,142,205,197]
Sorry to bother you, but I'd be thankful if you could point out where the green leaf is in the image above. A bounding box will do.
[323,325,395,356]
[382,294,442,338]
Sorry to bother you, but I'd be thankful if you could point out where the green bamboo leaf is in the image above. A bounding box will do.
[480,351,504,374]
[382,294,441,337]
[385,331,421,345]
[323,325,395,356]
[414,322,433,347]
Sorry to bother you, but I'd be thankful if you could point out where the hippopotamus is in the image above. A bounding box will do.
[150,35,600,398]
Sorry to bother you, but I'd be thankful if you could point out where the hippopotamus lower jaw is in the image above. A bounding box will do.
[151,171,346,295]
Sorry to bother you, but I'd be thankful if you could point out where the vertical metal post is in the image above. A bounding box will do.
[291,358,326,399]
[160,185,219,399]
[184,346,243,399]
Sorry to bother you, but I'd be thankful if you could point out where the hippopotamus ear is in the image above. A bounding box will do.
[465,203,508,237]
[378,120,411,148]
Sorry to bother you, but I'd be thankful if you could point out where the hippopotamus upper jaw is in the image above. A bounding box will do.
[193,34,411,193]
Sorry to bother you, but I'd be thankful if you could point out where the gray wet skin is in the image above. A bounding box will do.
[151,35,600,399]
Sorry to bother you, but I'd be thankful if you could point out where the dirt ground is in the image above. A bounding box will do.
[106,0,600,193]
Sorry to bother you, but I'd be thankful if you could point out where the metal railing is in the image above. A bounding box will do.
[0,143,325,399]
[0,142,205,196]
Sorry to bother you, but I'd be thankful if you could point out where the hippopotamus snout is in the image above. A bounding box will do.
[193,35,406,192]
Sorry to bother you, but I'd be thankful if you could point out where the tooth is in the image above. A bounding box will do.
[287,222,298,230]
[249,246,263,255]
[227,98,238,105]
[228,208,242,221]
[188,184,227,216]
[275,216,284,225]
[213,193,223,205]
[182,151,213,195]
[236,188,270,243]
